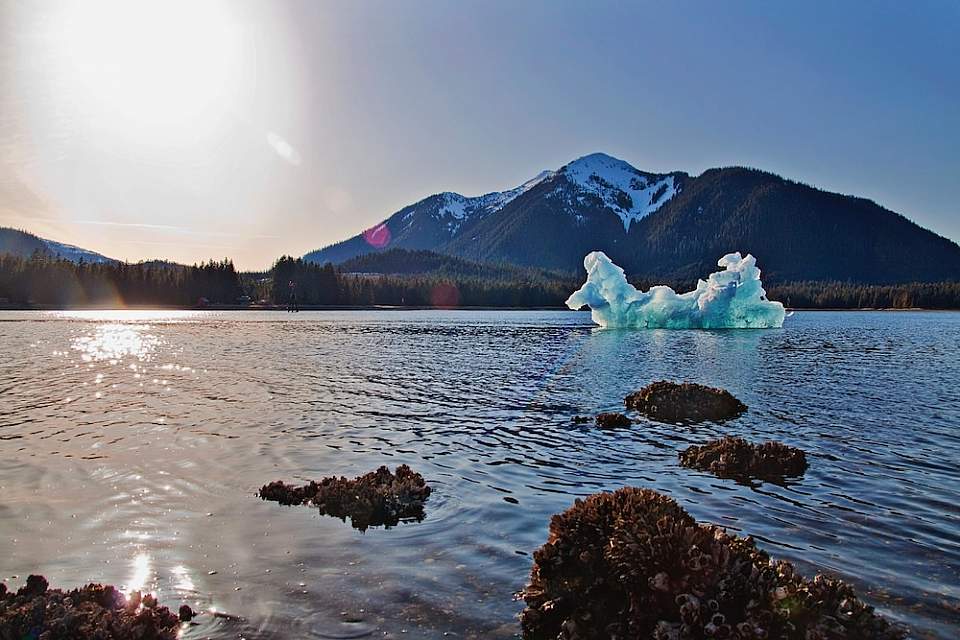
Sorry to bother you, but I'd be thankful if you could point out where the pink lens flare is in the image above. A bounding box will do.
[363,223,391,248]
[430,282,460,308]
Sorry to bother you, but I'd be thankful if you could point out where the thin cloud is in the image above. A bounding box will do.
[75,220,186,232]
[124,239,238,250]
[72,219,280,240]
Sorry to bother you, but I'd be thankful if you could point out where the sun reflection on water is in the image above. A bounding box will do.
[49,310,203,323]
[171,565,195,592]
[125,552,153,596]
[72,324,161,363]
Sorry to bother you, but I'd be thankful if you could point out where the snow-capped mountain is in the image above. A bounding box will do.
[304,152,960,283]
[554,153,678,231]
[304,153,685,265]
[0,227,115,263]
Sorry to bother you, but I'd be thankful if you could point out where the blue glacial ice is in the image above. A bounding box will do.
[566,251,785,329]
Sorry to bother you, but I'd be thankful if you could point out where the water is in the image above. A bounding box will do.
[1,310,958,639]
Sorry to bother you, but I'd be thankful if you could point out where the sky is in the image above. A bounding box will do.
[0,0,957,270]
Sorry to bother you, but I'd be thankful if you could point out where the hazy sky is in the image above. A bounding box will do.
[1,0,957,269]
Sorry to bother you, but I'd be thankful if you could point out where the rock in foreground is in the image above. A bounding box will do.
[625,380,747,423]
[0,575,181,639]
[259,464,431,531]
[594,412,632,428]
[520,487,904,640]
[680,436,808,481]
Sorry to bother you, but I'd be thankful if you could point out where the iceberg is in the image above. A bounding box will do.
[566,251,785,329]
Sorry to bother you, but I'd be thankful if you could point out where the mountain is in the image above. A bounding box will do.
[306,154,683,268]
[304,153,960,284]
[0,227,116,264]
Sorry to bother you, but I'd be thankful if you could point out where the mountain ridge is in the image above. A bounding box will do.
[0,227,115,264]
[304,153,960,284]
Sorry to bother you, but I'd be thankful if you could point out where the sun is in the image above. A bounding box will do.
[45,0,242,138]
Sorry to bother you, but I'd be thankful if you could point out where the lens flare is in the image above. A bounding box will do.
[363,223,391,249]
[430,282,460,308]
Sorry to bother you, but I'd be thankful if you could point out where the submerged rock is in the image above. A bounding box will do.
[625,380,747,423]
[594,412,632,428]
[571,415,592,424]
[520,487,904,640]
[259,464,432,531]
[0,575,181,639]
[680,436,808,481]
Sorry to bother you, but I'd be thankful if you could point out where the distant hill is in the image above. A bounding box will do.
[0,227,115,264]
[304,153,960,284]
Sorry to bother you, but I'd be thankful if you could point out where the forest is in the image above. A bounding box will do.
[0,253,241,306]
[1,251,959,309]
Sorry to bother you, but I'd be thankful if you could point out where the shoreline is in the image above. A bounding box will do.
[0,304,957,312]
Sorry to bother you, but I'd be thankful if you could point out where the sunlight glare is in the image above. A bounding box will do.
[72,324,160,362]
[125,552,153,596]
[47,0,242,135]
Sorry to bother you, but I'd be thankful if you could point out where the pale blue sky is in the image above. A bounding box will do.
[1,0,957,268]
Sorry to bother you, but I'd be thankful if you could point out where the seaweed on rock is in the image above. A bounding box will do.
[520,487,905,640]
[680,436,808,482]
[258,464,431,531]
[0,575,181,639]
[625,381,747,423]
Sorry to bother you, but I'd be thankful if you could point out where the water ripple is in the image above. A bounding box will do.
[0,310,958,638]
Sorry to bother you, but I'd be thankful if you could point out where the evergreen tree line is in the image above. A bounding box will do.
[0,253,241,306]
[2,252,959,309]
[764,281,960,310]
[259,256,575,307]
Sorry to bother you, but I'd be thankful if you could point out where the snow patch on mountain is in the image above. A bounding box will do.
[483,169,555,211]
[561,153,678,230]
[418,169,556,236]
[438,193,471,220]
[43,240,114,263]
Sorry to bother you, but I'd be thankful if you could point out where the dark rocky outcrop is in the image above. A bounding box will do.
[259,464,431,531]
[520,487,905,640]
[0,575,181,639]
[680,436,808,482]
[594,412,632,428]
[571,415,592,424]
[625,381,747,423]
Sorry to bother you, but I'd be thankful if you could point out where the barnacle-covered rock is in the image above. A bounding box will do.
[520,487,905,640]
[594,412,632,428]
[680,436,808,481]
[258,479,320,505]
[625,381,747,423]
[259,464,431,531]
[0,575,181,639]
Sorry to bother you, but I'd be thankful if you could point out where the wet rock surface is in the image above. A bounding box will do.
[594,412,632,428]
[625,381,747,423]
[0,575,181,639]
[259,464,431,531]
[520,487,905,640]
[680,436,809,482]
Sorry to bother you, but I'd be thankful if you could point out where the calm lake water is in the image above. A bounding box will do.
[1,310,958,639]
